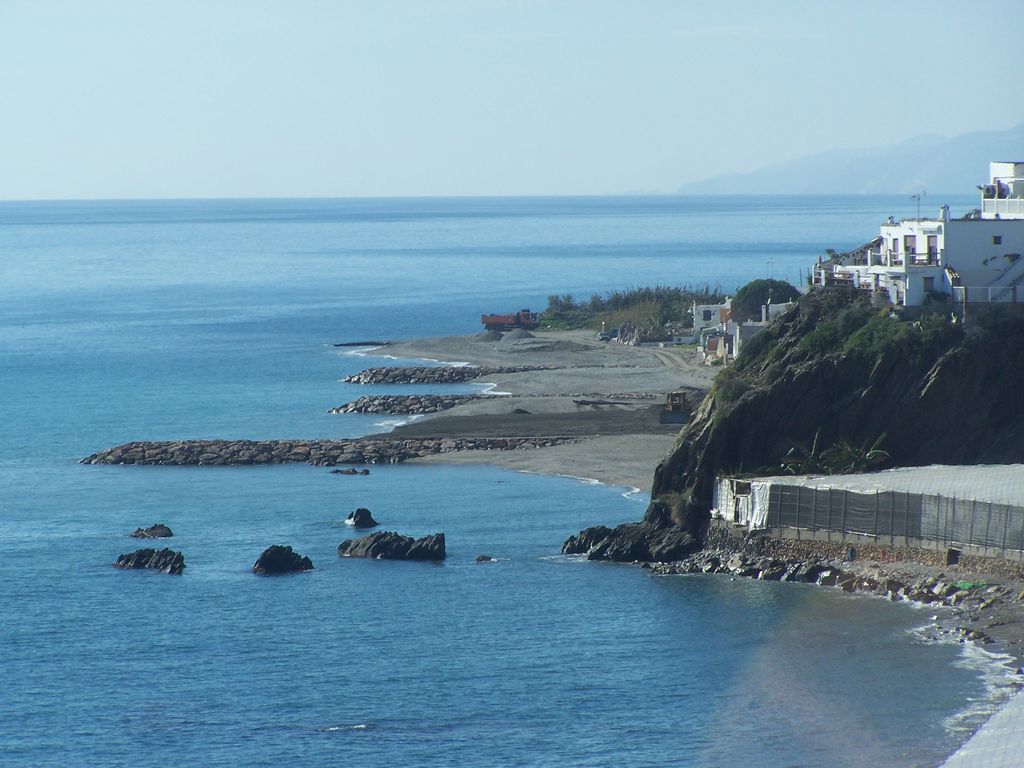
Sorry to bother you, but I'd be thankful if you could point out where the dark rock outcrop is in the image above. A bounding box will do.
[475,554,495,563]
[345,508,379,528]
[130,523,173,539]
[567,290,1024,563]
[652,291,1024,531]
[562,523,697,563]
[113,548,185,574]
[330,468,370,475]
[338,531,446,561]
[252,545,314,575]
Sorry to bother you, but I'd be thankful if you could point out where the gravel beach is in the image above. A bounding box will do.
[373,329,716,491]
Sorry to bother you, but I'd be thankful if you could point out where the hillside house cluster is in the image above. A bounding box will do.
[813,161,1024,307]
[695,297,793,364]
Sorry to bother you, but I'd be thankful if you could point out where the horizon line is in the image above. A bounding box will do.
[0,190,973,205]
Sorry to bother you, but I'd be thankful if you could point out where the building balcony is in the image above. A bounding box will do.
[868,249,941,268]
[907,251,941,267]
[982,198,1024,219]
[953,285,1024,304]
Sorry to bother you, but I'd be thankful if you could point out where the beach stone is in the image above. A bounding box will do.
[113,548,185,575]
[338,531,446,561]
[794,561,825,583]
[130,523,173,539]
[726,554,747,572]
[252,545,314,575]
[346,507,379,528]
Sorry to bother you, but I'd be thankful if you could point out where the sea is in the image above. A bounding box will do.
[1,194,1017,767]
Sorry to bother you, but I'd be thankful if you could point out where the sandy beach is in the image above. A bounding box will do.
[369,329,716,492]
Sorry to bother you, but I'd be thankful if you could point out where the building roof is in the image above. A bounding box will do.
[753,465,1024,507]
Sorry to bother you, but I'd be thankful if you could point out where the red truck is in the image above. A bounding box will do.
[480,309,540,331]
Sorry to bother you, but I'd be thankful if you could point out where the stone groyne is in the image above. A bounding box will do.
[342,365,547,385]
[328,394,480,415]
[81,437,573,467]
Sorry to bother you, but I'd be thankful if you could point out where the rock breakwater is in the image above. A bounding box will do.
[342,365,547,385]
[329,394,479,415]
[81,437,574,466]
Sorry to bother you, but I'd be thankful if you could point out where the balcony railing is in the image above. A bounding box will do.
[865,249,941,267]
[953,286,1024,304]
[982,198,1024,218]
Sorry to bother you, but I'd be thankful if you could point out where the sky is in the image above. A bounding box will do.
[1,0,1021,199]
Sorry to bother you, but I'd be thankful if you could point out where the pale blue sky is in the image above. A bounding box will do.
[1,0,1020,199]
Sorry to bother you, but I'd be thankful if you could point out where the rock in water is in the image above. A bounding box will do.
[130,523,173,539]
[338,532,446,561]
[345,507,379,528]
[113,548,185,574]
[252,545,314,575]
[475,554,495,563]
[561,523,697,563]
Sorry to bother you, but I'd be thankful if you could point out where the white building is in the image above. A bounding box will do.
[692,297,731,331]
[699,300,794,364]
[813,161,1024,306]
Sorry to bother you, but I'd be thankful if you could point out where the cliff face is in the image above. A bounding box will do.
[566,289,1024,562]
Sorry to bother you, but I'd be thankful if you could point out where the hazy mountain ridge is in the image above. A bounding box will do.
[678,124,1024,195]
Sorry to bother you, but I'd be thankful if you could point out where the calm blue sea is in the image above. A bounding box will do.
[1,194,1012,767]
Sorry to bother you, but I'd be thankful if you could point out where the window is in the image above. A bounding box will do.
[702,310,713,322]
[892,238,900,254]
[904,234,916,255]
[994,235,1003,245]
[923,277,935,292]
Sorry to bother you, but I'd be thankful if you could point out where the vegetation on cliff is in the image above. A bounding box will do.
[540,284,725,332]
[729,278,801,322]
[648,287,1024,539]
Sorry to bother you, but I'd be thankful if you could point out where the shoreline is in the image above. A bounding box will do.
[84,328,1024,761]
[657,530,1024,764]
[365,329,712,491]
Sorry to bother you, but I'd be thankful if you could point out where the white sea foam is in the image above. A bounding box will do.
[905,617,1022,740]
[340,346,385,357]
[320,723,374,732]
[942,643,1021,739]
[621,487,648,503]
[373,414,425,429]
[507,466,646,502]
[474,382,512,396]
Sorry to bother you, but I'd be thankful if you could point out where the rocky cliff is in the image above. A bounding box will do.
[566,288,1024,562]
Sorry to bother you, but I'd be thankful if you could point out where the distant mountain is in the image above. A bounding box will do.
[677,123,1024,195]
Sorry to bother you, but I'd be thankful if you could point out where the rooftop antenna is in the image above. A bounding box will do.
[766,256,775,278]
[911,190,926,220]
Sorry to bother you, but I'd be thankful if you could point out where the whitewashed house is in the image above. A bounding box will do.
[699,299,794,363]
[692,297,732,331]
[813,161,1024,306]
[732,300,793,358]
